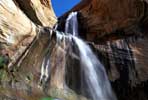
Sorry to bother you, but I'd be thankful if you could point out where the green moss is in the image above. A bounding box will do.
[0,56,10,83]
[0,56,5,68]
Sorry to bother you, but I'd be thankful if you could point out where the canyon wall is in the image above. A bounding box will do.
[58,0,148,100]
[0,0,148,100]
[0,0,57,65]
[0,0,57,99]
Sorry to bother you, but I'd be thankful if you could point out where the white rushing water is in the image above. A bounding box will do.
[65,12,78,36]
[65,12,116,100]
[40,12,79,85]
[40,55,50,85]
[40,58,50,82]
[73,37,116,100]
[39,11,116,100]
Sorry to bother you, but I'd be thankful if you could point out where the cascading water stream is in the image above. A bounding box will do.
[39,12,79,86]
[40,54,50,85]
[73,37,116,100]
[65,12,78,36]
[39,11,116,100]
[65,12,117,100]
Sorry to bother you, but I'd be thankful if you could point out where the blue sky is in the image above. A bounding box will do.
[51,0,80,17]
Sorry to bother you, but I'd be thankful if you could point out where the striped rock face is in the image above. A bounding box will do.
[76,0,145,36]
[59,0,147,41]
[0,0,57,64]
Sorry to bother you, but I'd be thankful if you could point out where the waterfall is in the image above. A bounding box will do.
[39,11,116,100]
[65,12,78,36]
[73,37,116,100]
[65,12,117,100]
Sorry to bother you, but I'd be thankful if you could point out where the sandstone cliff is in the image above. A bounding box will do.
[0,0,57,99]
[0,0,57,66]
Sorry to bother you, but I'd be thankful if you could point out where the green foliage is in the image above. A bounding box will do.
[0,56,9,82]
[0,70,7,80]
[0,56,5,68]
